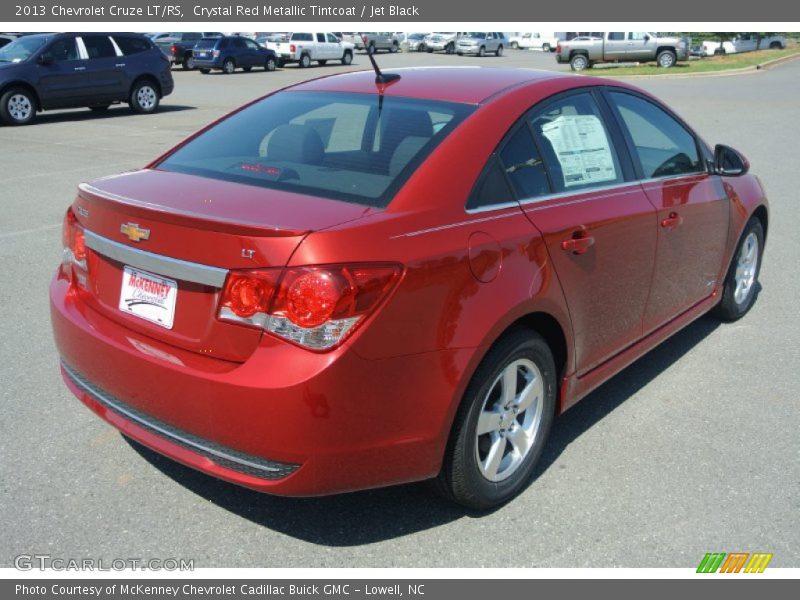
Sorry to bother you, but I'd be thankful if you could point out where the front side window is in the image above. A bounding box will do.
[628,32,648,40]
[0,35,49,62]
[46,37,79,61]
[244,39,260,50]
[529,93,624,192]
[326,34,338,43]
[158,92,474,207]
[609,91,703,178]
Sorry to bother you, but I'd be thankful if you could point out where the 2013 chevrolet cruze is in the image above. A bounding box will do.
[50,67,767,508]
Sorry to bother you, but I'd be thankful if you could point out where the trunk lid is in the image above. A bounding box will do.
[73,169,373,362]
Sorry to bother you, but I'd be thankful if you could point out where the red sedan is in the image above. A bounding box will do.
[50,67,767,508]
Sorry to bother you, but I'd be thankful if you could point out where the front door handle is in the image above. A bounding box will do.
[73,66,86,71]
[561,231,595,255]
[660,212,684,230]
[115,63,126,67]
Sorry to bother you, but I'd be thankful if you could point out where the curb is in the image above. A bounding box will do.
[588,51,800,80]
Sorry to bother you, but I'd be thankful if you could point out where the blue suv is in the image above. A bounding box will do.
[192,36,278,74]
[0,33,174,125]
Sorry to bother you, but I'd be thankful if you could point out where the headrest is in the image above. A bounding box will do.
[267,124,325,165]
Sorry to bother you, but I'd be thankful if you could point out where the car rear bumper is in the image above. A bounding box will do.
[50,272,470,496]
[191,58,223,69]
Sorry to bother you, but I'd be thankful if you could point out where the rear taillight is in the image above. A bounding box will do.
[212,49,220,58]
[289,44,296,53]
[218,264,402,351]
[61,208,87,271]
[556,43,562,53]
[170,44,178,55]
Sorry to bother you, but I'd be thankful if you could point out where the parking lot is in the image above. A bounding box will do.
[1,48,799,568]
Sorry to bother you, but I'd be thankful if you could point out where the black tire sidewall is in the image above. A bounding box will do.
[713,218,764,321]
[441,329,557,509]
[1,88,35,125]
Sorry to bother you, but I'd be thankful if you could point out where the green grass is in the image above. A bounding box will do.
[583,47,800,77]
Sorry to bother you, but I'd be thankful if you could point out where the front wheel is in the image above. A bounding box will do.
[510,41,519,49]
[129,80,159,114]
[657,49,677,68]
[542,43,551,52]
[570,54,589,71]
[436,328,556,509]
[341,51,353,65]
[496,45,504,56]
[478,46,486,57]
[265,57,276,71]
[0,87,36,125]
[390,41,399,53]
[712,218,764,321]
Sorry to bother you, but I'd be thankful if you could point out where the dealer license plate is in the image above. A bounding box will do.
[118,266,177,329]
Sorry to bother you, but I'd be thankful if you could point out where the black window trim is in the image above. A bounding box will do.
[598,86,714,181]
[465,86,638,213]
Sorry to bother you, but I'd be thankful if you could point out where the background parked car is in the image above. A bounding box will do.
[424,32,466,54]
[0,33,18,49]
[456,32,507,57]
[193,36,277,74]
[702,33,786,56]
[402,33,429,52]
[556,32,689,70]
[155,32,223,69]
[341,32,400,54]
[267,32,354,67]
[509,32,565,52]
[0,32,173,125]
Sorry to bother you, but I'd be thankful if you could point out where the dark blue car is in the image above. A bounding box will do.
[192,36,278,74]
[0,32,173,125]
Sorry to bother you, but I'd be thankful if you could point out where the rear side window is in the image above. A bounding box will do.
[608,32,625,41]
[609,92,703,178]
[528,92,624,192]
[158,91,474,207]
[114,36,150,55]
[82,35,116,59]
[183,33,202,41]
[316,33,325,42]
[498,127,550,199]
[292,33,313,42]
[467,159,515,210]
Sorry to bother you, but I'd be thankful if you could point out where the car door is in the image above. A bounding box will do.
[326,33,342,58]
[604,32,628,60]
[626,32,652,61]
[513,91,657,375]
[35,35,89,108]
[243,38,263,66]
[314,33,331,59]
[604,90,730,334]
[79,35,127,101]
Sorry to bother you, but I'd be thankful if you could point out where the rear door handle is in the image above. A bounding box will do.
[660,212,684,230]
[115,63,126,67]
[73,66,86,71]
[561,232,595,255]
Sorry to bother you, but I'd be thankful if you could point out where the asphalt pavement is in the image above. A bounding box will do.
[1,48,798,568]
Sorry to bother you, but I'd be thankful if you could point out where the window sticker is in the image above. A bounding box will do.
[541,115,618,188]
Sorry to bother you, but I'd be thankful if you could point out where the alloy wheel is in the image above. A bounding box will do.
[734,232,759,305]
[8,93,32,122]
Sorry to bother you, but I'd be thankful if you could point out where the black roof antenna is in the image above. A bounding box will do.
[361,34,401,86]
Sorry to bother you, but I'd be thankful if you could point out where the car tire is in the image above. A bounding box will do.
[390,41,399,53]
[436,328,556,509]
[511,41,519,49]
[570,54,589,71]
[712,218,764,321]
[341,51,353,65]
[199,68,210,74]
[446,42,455,55]
[222,58,235,74]
[367,42,376,55]
[318,60,327,66]
[769,41,782,49]
[426,47,434,53]
[129,80,160,114]
[265,57,276,71]
[299,53,311,68]
[0,87,36,125]
[496,45,504,56]
[478,46,486,57]
[657,49,677,68]
[183,55,195,70]
[89,105,110,112]
[542,43,551,52]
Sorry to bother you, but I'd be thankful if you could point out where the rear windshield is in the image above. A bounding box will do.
[158,91,474,207]
[194,38,219,49]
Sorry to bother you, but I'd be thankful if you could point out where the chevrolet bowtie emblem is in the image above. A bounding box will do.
[120,223,150,242]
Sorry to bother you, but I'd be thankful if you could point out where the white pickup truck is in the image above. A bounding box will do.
[702,34,786,56]
[267,32,355,68]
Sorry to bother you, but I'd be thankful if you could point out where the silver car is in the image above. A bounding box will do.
[456,32,506,57]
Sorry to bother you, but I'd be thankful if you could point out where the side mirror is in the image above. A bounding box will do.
[38,53,54,66]
[714,144,749,176]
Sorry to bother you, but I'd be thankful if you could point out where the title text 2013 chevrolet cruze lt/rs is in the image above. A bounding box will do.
[50,67,767,508]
